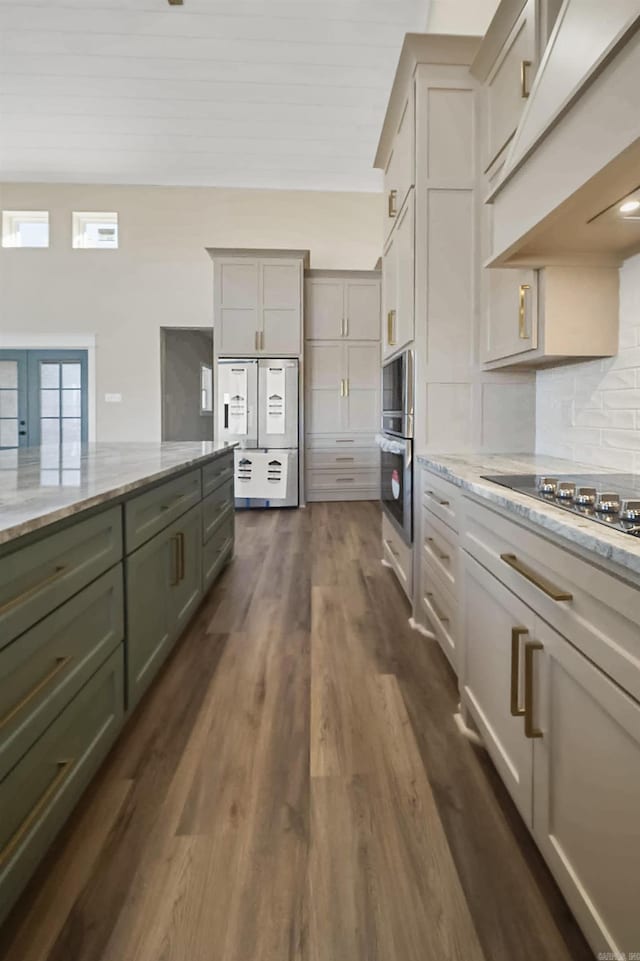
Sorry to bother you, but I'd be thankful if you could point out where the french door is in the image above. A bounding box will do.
[0,350,88,449]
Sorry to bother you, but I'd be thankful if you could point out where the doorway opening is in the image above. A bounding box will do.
[161,328,214,442]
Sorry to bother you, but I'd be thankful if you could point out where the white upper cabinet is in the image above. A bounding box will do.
[382,191,415,360]
[305,274,380,342]
[383,84,415,242]
[484,266,538,362]
[484,0,537,170]
[306,342,379,435]
[344,343,380,432]
[212,251,307,357]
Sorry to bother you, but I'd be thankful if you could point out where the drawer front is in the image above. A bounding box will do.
[202,453,235,498]
[306,468,378,492]
[463,496,640,702]
[0,646,124,924]
[202,480,234,543]
[203,515,234,592]
[307,448,379,471]
[422,470,459,532]
[421,554,457,669]
[125,469,201,553]
[382,513,412,599]
[0,566,124,781]
[305,433,379,450]
[422,509,458,593]
[0,506,123,650]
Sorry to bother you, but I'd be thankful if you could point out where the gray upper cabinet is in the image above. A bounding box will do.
[306,273,381,342]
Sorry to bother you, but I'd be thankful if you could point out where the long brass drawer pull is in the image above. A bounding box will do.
[335,457,354,462]
[426,537,450,563]
[518,283,531,339]
[425,491,450,507]
[0,565,67,616]
[510,627,528,717]
[520,59,532,99]
[170,535,180,586]
[387,310,396,346]
[388,189,398,218]
[177,531,185,581]
[425,592,449,624]
[500,553,573,602]
[524,641,543,739]
[160,492,187,512]
[336,478,355,483]
[0,759,75,867]
[0,656,73,732]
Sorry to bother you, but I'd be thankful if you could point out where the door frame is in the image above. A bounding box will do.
[0,334,96,440]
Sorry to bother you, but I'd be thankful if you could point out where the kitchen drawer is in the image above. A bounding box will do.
[203,515,234,592]
[421,555,457,670]
[422,470,459,533]
[306,468,378,492]
[202,453,234,498]
[125,469,201,553]
[202,480,234,544]
[306,448,379,471]
[463,496,640,703]
[305,433,379,450]
[0,645,124,924]
[422,509,458,594]
[0,506,123,651]
[382,513,412,600]
[0,566,124,781]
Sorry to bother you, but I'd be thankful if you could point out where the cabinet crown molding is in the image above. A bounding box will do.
[207,247,310,269]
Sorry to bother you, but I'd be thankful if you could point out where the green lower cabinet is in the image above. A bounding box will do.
[203,515,234,592]
[126,503,202,710]
[0,645,125,925]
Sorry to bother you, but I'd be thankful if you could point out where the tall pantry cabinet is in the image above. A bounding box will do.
[305,271,381,502]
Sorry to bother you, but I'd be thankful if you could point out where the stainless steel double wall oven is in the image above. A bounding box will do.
[379,349,414,544]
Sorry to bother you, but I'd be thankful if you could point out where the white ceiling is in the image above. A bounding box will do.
[0,0,431,192]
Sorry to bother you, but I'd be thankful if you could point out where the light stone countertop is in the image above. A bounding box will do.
[416,452,640,578]
[0,442,236,547]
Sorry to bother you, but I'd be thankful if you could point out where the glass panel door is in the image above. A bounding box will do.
[0,351,28,449]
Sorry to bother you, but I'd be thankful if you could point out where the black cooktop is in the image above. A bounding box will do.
[481,473,640,537]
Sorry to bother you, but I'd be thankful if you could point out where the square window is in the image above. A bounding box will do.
[72,211,118,249]
[2,211,49,248]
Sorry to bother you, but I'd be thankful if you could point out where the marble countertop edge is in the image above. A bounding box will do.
[416,452,640,579]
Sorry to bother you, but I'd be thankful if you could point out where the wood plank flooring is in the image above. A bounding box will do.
[0,503,593,961]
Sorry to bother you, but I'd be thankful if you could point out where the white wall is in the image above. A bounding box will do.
[0,183,383,442]
[536,252,640,471]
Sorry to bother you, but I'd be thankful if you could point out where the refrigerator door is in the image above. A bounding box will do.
[217,359,258,448]
[234,449,299,508]
[258,358,299,449]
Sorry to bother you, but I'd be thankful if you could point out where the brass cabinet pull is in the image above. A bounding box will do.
[335,456,354,462]
[339,379,345,398]
[426,537,449,563]
[340,317,345,337]
[345,378,350,397]
[344,316,349,337]
[387,310,396,346]
[425,491,450,507]
[425,592,449,624]
[524,641,543,739]
[500,553,573,602]
[170,535,180,586]
[520,59,532,98]
[160,492,187,512]
[518,283,531,339]
[177,531,185,581]
[0,759,75,867]
[0,565,67,616]
[510,627,528,717]
[336,477,355,483]
[388,189,398,218]
[0,656,73,732]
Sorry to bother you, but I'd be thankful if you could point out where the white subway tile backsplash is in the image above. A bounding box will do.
[536,253,640,469]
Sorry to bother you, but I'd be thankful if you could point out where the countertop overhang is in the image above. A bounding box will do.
[0,442,237,548]
[417,452,640,578]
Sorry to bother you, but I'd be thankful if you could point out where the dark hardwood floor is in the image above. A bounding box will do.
[0,502,593,961]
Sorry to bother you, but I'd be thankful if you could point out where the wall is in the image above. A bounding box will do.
[0,183,383,442]
[536,252,640,471]
[426,0,500,35]
[161,328,213,443]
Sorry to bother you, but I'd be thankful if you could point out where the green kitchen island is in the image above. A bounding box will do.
[0,442,235,923]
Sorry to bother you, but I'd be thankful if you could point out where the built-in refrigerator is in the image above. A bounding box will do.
[217,357,299,508]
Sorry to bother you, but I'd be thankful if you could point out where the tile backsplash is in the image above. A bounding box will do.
[536,252,640,471]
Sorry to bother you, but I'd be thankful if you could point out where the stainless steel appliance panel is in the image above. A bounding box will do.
[217,359,258,448]
[382,350,414,438]
[378,433,413,543]
[257,358,299,449]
